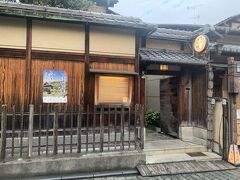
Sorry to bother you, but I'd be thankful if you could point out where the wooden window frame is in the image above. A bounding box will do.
[94,74,133,106]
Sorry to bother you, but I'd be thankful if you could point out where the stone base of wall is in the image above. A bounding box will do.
[0,151,145,179]
[179,126,207,146]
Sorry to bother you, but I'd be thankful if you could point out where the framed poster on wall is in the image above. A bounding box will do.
[43,70,68,103]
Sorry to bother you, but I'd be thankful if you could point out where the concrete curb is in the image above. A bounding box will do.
[0,151,146,179]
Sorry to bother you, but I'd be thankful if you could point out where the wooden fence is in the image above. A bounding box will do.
[0,104,144,162]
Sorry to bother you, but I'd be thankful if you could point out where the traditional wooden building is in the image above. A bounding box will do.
[1,1,240,167]
[0,2,155,162]
[0,2,155,110]
[139,27,209,146]
[141,18,240,163]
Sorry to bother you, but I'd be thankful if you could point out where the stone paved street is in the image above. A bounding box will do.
[95,169,240,180]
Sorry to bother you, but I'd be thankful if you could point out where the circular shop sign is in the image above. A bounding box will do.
[194,35,209,53]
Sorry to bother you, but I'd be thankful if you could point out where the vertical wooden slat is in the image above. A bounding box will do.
[11,105,16,157]
[108,105,110,151]
[86,105,89,152]
[134,104,137,149]
[0,105,7,162]
[53,106,58,155]
[121,106,124,150]
[63,105,67,154]
[93,106,96,151]
[128,107,131,150]
[222,101,228,160]
[100,107,104,152]
[38,105,42,156]
[140,105,145,149]
[46,104,50,155]
[70,105,73,153]
[77,105,82,153]
[20,105,24,158]
[114,107,117,150]
[28,104,34,158]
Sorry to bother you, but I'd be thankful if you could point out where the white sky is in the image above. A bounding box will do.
[112,0,240,25]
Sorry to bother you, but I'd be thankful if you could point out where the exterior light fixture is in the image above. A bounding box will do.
[160,65,169,71]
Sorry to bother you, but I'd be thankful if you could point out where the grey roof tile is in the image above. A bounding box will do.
[139,48,207,65]
[216,14,240,26]
[222,44,240,54]
[0,2,155,30]
[148,28,194,42]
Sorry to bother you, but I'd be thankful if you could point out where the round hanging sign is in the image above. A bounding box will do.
[193,35,209,53]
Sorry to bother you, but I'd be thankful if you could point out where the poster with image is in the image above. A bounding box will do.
[43,70,68,103]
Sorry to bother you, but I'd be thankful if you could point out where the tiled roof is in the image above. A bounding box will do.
[0,2,155,30]
[139,48,207,65]
[148,28,193,42]
[222,44,240,54]
[158,24,205,31]
[216,14,240,26]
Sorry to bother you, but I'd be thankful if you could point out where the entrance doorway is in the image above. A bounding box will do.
[145,74,180,138]
[143,64,208,153]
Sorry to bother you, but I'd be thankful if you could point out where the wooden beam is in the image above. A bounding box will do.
[89,55,135,64]
[89,69,138,75]
[25,18,32,107]
[84,23,90,108]
[32,50,85,61]
[0,48,26,58]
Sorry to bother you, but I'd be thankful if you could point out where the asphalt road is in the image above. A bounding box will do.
[95,169,240,180]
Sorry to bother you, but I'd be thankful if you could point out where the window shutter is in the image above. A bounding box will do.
[96,76,132,104]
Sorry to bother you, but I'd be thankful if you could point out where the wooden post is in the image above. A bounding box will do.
[222,100,228,160]
[20,105,24,157]
[228,57,238,145]
[63,105,67,154]
[140,75,145,107]
[53,106,58,155]
[93,106,96,151]
[140,105,145,149]
[108,105,110,151]
[28,104,34,158]
[128,107,131,150]
[0,105,7,162]
[100,107,104,152]
[134,104,138,149]
[38,105,42,156]
[86,105,89,152]
[25,19,32,107]
[135,31,140,104]
[84,23,90,109]
[11,106,16,157]
[120,106,124,150]
[77,105,82,153]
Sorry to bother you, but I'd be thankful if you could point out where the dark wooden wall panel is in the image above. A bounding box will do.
[0,58,26,109]
[30,59,84,110]
[192,69,207,128]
